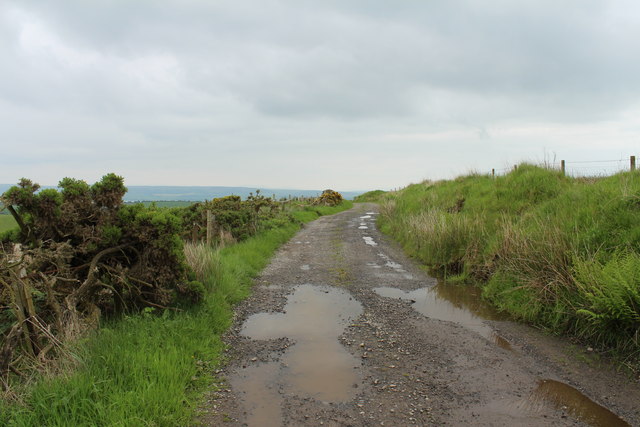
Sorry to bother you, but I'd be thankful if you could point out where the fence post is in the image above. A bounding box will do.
[206,210,213,246]
[631,155,636,171]
[560,160,565,176]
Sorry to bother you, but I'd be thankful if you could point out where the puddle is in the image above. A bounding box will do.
[528,379,630,427]
[384,260,404,270]
[359,215,372,219]
[366,262,382,269]
[358,226,369,229]
[375,253,413,279]
[236,284,363,424]
[363,236,378,246]
[373,284,512,350]
[300,264,310,271]
[230,363,282,427]
[365,212,376,215]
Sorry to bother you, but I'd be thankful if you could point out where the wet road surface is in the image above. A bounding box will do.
[200,203,639,426]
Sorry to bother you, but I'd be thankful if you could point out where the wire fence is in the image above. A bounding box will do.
[491,156,637,178]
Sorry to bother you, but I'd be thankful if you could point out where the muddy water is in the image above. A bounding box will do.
[528,379,631,427]
[235,284,363,425]
[230,363,282,427]
[373,283,512,350]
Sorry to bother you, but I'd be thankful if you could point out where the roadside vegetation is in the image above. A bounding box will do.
[353,189,386,203]
[0,177,351,425]
[377,164,640,367]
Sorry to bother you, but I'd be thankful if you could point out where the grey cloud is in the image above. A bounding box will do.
[1,0,640,189]
[5,0,640,123]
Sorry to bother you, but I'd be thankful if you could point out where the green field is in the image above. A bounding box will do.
[0,214,17,233]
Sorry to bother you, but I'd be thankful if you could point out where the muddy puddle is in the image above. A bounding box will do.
[527,379,630,427]
[234,284,363,425]
[374,283,512,350]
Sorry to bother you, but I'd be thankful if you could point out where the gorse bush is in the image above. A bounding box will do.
[175,190,287,242]
[0,175,204,392]
[315,189,343,206]
[379,164,640,359]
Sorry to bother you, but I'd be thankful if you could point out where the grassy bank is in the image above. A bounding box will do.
[378,165,640,363]
[1,202,351,426]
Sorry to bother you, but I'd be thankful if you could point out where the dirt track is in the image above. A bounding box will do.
[200,203,640,426]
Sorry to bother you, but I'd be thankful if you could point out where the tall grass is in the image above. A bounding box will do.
[184,241,222,290]
[379,164,640,360]
[1,202,352,425]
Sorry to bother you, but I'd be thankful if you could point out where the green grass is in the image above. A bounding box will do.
[1,201,352,426]
[290,201,354,223]
[0,215,17,233]
[379,165,640,361]
[353,190,386,203]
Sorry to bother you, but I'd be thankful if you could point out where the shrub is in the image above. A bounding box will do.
[315,189,343,207]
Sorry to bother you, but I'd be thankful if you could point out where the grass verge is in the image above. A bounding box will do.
[1,202,352,426]
[378,165,640,366]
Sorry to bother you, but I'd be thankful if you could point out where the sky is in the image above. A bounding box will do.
[1,0,640,191]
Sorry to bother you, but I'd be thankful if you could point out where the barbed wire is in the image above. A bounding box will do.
[565,159,626,164]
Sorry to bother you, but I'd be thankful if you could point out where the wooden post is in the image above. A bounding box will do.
[631,155,636,171]
[513,165,518,171]
[491,168,495,178]
[560,160,565,176]
[206,210,213,246]
[191,222,198,242]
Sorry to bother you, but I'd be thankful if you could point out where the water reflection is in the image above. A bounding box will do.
[374,282,512,350]
[528,379,630,427]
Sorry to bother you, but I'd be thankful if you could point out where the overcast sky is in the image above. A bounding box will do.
[1,1,639,191]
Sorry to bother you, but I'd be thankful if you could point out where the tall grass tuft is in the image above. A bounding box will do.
[184,241,221,290]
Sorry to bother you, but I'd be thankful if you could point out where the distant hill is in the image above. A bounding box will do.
[0,184,364,202]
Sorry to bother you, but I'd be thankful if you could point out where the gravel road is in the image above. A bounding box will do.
[199,203,640,426]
